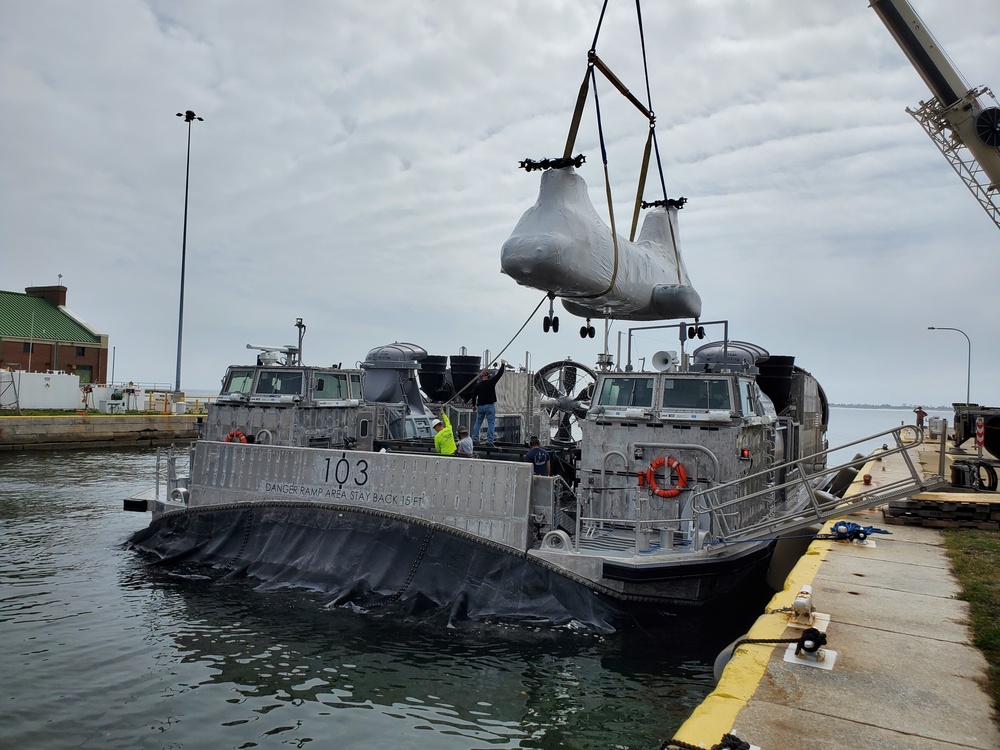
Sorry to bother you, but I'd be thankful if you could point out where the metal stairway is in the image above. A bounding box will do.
[692,425,948,547]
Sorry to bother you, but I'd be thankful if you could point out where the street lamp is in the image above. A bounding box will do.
[927,326,972,404]
[174,109,203,393]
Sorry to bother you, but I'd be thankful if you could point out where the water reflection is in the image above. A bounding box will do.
[124,561,744,748]
[1,449,765,749]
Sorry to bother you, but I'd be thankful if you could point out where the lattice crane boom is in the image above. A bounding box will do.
[870,0,1000,230]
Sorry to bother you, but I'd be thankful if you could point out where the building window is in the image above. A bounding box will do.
[76,347,86,356]
[22,342,33,354]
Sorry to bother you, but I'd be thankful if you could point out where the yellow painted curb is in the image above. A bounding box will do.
[673,532,833,745]
[673,456,882,747]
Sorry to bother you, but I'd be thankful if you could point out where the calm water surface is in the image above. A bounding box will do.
[826,405,953,464]
[0,449,767,750]
[0,409,927,748]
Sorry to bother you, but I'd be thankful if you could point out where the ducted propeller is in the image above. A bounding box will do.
[533,359,597,446]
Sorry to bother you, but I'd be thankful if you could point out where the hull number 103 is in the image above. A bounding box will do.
[323,453,369,487]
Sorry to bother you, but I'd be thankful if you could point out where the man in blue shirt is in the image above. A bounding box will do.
[524,436,550,476]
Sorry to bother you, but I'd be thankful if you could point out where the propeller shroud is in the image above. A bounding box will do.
[533,359,597,446]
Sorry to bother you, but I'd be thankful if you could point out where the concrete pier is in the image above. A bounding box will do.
[674,440,999,749]
[0,414,201,451]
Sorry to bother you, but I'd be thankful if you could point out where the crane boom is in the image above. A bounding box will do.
[870,0,969,109]
[870,0,1000,228]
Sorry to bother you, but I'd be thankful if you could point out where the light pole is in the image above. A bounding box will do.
[174,109,203,393]
[927,326,972,404]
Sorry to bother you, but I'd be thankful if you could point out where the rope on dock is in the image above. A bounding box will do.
[660,732,751,750]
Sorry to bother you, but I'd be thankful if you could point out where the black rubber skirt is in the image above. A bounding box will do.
[128,502,621,632]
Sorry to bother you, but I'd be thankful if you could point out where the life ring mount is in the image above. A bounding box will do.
[643,456,688,498]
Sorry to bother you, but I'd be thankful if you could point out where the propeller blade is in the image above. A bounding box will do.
[533,372,561,401]
[571,383,594,417]
[561,364,577,394]
[554,411,574,443]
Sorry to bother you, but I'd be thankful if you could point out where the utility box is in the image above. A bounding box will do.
[951,460,975,489]
[99,399,126,414]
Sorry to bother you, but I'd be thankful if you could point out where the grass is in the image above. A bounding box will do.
[942,528,1000,716]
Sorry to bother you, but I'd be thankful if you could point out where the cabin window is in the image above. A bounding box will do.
[222,369,254,394]
[738,380,755,416]
[359,419,370,438]
[661,378,731,410]
[597,377,655,408]
[349,373,362,399]
[314,372,350,399]
[254,370,304,396]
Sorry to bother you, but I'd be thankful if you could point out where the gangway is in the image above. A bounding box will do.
[692,424,948,546]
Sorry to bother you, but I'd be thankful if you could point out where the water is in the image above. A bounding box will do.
[827,405,953,465]
[0,408,939,748]
[0,449,765,750]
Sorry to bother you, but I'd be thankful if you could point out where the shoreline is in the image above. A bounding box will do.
[0,414,201,452]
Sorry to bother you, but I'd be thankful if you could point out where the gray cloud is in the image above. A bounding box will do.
[2,0,997,406]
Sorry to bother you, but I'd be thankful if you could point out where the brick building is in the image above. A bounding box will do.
[0,286,109,384]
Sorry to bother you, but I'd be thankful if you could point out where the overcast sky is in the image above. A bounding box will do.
[2,0,997,407]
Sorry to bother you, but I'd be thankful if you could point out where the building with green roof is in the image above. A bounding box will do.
[0,286,109,384]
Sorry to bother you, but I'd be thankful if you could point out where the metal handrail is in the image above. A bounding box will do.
[570,441,723,553]
[690,424,941,545]
[569,424,943,556]
[691,424,918,515]
[149,444,193,503]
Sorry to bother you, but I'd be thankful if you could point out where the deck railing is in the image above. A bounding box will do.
[689,424,945,547]
[569,424,946,556]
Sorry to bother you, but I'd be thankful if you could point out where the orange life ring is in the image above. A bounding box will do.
[644,456,687,498]
[225,429,247,443]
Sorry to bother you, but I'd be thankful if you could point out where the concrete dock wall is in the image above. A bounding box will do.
[674,446,1000,749]
[0,415,201,451]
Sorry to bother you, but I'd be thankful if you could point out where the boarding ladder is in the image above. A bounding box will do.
[691,424,948,547]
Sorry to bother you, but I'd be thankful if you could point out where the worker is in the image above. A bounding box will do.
[456,426,474,457]
[432,411,457,455]
[471,360,508,446]
[524,436,551,476]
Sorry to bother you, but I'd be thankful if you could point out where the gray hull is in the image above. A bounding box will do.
[129,498,778,630]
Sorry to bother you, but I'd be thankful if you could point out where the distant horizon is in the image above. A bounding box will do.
[831,403,953,411]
